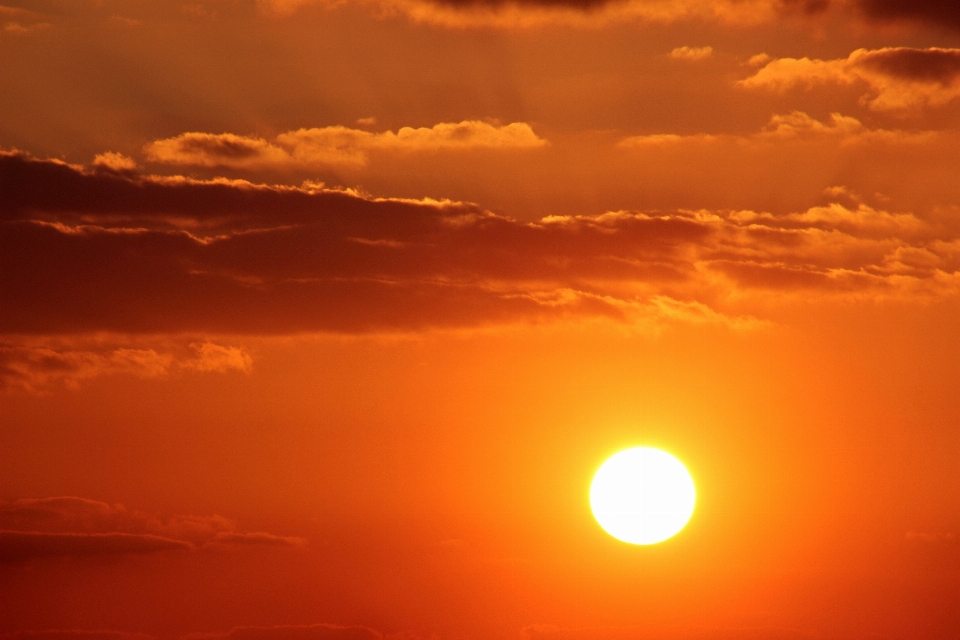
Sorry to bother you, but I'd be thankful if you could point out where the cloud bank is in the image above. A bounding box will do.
[258,0,960,29]
[183,625,384,640]
[0,496,305,562]
[145,121,546,170]
[2,626,402,640]
[259,0,788,27]
[4,151,960,342]
[0,342,251,393]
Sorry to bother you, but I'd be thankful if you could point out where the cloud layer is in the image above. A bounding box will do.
[0,496,305,562]
[145,121,546,170]
[2,626,397,640]
[259,0,960,29]
[260,0,787,27]
[183,625,384,640]
[4,151,960,341]
[0,342,251,393]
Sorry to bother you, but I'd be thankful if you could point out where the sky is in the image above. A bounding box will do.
[2,0,960,639]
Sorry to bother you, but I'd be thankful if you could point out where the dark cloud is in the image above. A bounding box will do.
[3,151,960,339]
[419,0,960,29]
[0,631,155,640]
[856,47,960,84]
[856,0,960,30]
[0,497,304,561]
[182,625,383,640]
[0,497,233,543]
[0,531,193,562]
[0,496,134,533]
[1,628,383,640]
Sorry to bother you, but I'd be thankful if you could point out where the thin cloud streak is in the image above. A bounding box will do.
[0,497,306,562]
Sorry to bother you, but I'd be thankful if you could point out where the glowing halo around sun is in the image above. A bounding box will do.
[590,447,696,545]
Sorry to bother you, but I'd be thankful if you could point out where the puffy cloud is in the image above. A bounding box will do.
[92,152,138,173]
[0,342,251,393]
[0,496,305,562]
[3,150,960,345]
[760,111,864,138]
[145,121,546,170]
[669,46,713,61]
[740,47,960,111]
[183,343,253,373]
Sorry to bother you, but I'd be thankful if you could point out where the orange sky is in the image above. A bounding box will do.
[2,1,960,639]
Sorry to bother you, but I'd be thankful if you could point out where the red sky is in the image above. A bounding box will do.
[2,1,960,639]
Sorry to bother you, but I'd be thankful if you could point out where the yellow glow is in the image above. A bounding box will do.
[590,447,696,545]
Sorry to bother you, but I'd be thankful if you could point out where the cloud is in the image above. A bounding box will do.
[852,0,960,31]
[0,631,155,640]
[209,531,308,546]
[3,150,960,344]
[760,111,864,138]
[318,0,960,30]
[618,111,935,147]
[2,628,389,640]
[0,342,251,393]
[145,121,547,170]
[182,625,383,640]
[670,46,713,61]
[259,0,790,28]
[519,624,826,640]
[0,531,193,562]
[740,47,960,111]
[92,152,138,173]
[0,496,304,562]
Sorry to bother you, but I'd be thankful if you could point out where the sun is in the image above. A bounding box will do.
[590,447,696,545]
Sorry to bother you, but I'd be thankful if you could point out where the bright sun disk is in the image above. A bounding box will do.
[590,447,696,545]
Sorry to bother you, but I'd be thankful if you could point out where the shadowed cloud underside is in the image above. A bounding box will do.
[3,151,959,338]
